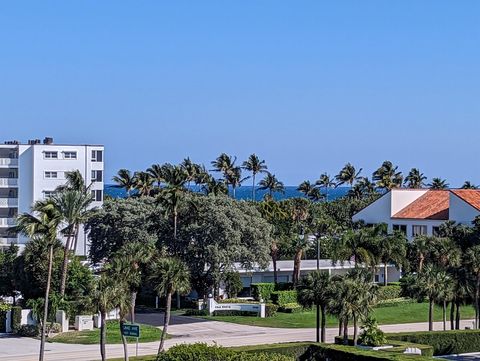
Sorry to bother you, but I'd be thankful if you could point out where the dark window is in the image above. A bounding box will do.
[432,226,440,236]
[91,190,103,202]
[91,170,103,182]
[393,224,407,235]
[91,150,103,162]
[412,225,427,237]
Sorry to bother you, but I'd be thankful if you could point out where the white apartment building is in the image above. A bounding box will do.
[0,137,104,255]
[352,188,480,239]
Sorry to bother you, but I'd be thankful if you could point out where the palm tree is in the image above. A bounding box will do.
[113,169,136,196]
[411,235,434,272]
[147,164,164,188]
[258,173,285,197]
[225,166,248,199]
[51,190,94,296]
[348,177,375,199]
[133,171,155,196]
[335,163,362,188]
[149,258,190,354]
[461,181,478,189]
[434,272,454,331]
[297,271,331,342]
[15,200,62,361]
[333,227,378,268]
[378,231,407,285]
[201,175,228,196]
[298,181,323,201]
[316,173,336,201]
[404,168,427,189]
[287,198,310,285]
[181,158,201,189]
[428,178,449,190]
[56,170,91,192]
[372,161,403,190]
[242,154,268,201]
[465,245,480,329]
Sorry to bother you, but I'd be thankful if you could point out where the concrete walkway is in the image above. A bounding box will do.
[0,317,475,361]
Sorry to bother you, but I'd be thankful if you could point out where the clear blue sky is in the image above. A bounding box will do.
[1,1,479,186]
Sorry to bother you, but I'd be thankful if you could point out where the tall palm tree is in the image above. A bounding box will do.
[211,153,247,198]
[434,272,454,331]
[404,168,427,189]
[51,190,94,296]
[333,227,379,268]
[465,245,480,329]
[297,181,323,201]
[316,173,336,201]
[461,181,478,189]
[56,170,91,193]
[147,164,164,188]
[347,177,376,199]
[225,166,248,199]
[335,163,362,188]
[242,154,268,201]
[297,271,331,342]
[372,161,403,190]
[201,175,228,196]
[287,198,310,285]
[412,235,434,272]
[428,178,449,190]
[258,173,285,197]
[15,200,62,361]
[112,169,136,196]
[133,171,155,197]
[378,231,407,285]
[149,258,190,354]
[181,157,201,189]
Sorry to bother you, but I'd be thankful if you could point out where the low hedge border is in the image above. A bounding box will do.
[334,336,433,357]
[271,291,297,307]
[386,329,480,356]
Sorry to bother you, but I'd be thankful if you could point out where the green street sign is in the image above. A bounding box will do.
[121,323,140,338]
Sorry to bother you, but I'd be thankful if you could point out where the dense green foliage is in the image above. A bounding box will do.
[11,306,22,332]
[387,330,480,356]
[358,317,387,346]
[251,283,276,302]
[0,244,19,299]
[377,285,402,301]
[271,291,298,307]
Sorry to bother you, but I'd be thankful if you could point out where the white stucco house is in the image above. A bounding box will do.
[352,189,480,239]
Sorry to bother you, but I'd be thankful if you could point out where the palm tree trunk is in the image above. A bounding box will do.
[353,313,358,346]
[158,291,172,354]
[384,263,388,286]
[455,300,461,330]
[293,250,302,286]
[338,318,343,337]
[443,300,447,331]
[120,319,129,361]
[429,298,434,331]
[173,207,178,240]
[419,255,424,273]
[252,174,256,201]
[343,319,349,345]
[59,232,73,296]
[39,245,53,361]
[100,310,107,361]
[450,302,455,330]
[316,303,320,343]
[321,305,326,343]
[272,255,278,285]
[130,291,136,323]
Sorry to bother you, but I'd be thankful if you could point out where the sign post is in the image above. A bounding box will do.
[121,323,140,357]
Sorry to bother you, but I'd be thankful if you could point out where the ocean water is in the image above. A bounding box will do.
[104,184,349,201]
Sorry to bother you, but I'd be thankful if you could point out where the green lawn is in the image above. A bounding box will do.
[50,320,164,344]
[195,303,476,328]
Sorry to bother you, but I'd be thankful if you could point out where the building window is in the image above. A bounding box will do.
[63,151,77,159]
[432,226,441,237]
[44,151,58,159]
[45,171,58,179]
[91,190,103,202]
[412,225,427,237]
[393,224,407,235]
[44,191,56,198]
[91,150,103,162]
[374,274,380,283]
[91,170,103,182]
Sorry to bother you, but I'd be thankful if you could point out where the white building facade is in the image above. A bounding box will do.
[0,138,104,255]
[353,189,480,239]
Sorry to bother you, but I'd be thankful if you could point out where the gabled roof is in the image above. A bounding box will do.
[392,190,450,220]
[451,190,480,211]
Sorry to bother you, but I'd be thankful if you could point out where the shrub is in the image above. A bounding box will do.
[223,271,244,298]
[265,303,279,317]
[271,290,297,307]
[0,303,11,333]
[251,283,275,302]
[156,343,293,361]
[376,298,416,308]
[17,324,39,337]
[279,303,302,313]
[358,317,387,346]
[377,285,401,301]
[11,306,22,332]
[184,309,209,316]
[387,329,480,356]
[46,322,62,334]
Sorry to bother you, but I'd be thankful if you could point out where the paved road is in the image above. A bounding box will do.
[0,316,475,361]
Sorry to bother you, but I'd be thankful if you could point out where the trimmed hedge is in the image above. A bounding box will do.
[156,343,294,361]
[377,285,402,301]
[266,303,279,317]
[387,329,480,356]
[279,303,303,314]
[376,298,416,308]
[213,310,258,317]
[184,309,209,316]
[334,336,433,357]
[251,283,275,302]
[11,306,22,332]
[16,324,39,337]
[271,290,297,307]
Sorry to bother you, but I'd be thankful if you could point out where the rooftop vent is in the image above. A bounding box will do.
[28,139,41,145]
[4,140,19,145]
[43,137,54,145]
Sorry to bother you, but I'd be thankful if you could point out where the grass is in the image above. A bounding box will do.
[195,302,476,328]
[50,320,165,344]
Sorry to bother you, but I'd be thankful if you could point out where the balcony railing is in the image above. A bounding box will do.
[0,179,18,187]
[0,218,16,227]
[0,158,18,167]
[0,198,18,207]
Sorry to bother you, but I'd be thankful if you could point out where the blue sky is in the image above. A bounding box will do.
[1,1,479,186]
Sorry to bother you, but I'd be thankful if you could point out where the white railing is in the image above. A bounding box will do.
[0,179,18,187]
[0,198,18,207]
[0,218,16,227]
[0,159,18,166]
[0,237,17,245]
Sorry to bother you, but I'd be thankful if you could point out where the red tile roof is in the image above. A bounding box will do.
[451,189,480,211]
[392,190,450,220]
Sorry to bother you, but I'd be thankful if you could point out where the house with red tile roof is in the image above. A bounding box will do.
[352,189,480,239]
